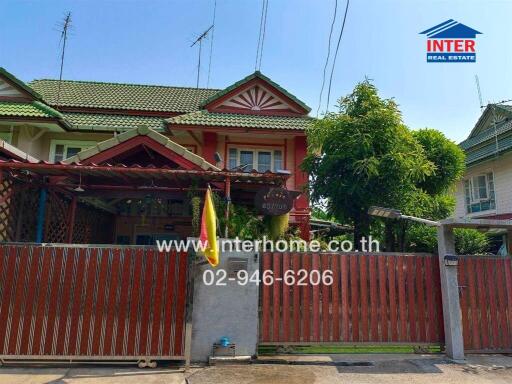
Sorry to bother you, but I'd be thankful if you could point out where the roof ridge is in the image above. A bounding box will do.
[29,78,221,92]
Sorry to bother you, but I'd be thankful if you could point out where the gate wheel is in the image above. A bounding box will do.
[138,359,158,368]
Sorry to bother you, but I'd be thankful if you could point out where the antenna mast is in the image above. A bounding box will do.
[475,75,484,110]
[191,25,213,89]
[57,12,72,104]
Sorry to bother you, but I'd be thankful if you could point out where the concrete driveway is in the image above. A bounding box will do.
[1,354,511,384]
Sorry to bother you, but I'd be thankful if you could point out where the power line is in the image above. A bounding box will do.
[255,0,266,71]
[206,0,217,89]
[191,25,213,88]
[326,0,350,112]
[257,0,269,71]
[255,0,269,71]
[317,0,338,117]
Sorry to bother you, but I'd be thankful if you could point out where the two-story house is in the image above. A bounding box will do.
[0,68,313,244]
[455,104,512,251]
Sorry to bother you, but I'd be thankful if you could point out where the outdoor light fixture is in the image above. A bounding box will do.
[368,206,440,227]
[368,206,401,219]
[214,152,223,164]
[74,173,84,192]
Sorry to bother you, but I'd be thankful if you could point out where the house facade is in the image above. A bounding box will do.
[455,104,512,251]
[0,68,313,244]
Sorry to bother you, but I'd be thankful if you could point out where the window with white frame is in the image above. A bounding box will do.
[463,172,496,214]
[228,147,283,172]
[50,140,96,162]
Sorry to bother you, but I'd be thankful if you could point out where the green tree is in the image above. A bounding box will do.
[395,129,466,251]
[303,80,434,247]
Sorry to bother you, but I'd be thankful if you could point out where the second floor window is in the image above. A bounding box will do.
[228,148,283,172]
[50,140,96,162]
[464,172,496,214]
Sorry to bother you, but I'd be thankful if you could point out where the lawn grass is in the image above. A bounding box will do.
[258,344,443,355]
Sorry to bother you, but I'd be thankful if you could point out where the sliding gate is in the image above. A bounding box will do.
[0,244,189,362]
[458,255,512,353]
[260,252,445,345]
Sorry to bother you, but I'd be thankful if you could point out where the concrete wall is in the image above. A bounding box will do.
[190,242,260,363]
[455,151,512,218]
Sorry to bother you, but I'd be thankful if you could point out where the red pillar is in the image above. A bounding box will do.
[202,132,218,165]
[294,136,310,240]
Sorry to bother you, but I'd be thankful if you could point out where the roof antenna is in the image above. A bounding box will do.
[475,75,484,111]
[206,0,217,89]
[191,25,213,89]
[56,11,72,105]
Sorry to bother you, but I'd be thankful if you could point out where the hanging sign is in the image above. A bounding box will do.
[254,187,294,216]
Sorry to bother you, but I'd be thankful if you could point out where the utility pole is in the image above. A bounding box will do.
[191,25,213,89]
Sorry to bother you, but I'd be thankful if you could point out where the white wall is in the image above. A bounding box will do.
[455,151,512,218]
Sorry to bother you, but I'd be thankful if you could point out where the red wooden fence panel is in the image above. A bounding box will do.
[0,244,188,360]
[259,252,444,344]
[458,256,512,352]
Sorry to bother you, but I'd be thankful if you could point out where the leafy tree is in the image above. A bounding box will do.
[303,80,434,247]
[408,225,489,255]
[413,129,465,195]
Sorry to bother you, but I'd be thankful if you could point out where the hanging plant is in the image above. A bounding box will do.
[268,213,290,240]
[191,196,201,237]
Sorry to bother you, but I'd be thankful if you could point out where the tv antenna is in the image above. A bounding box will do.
[475,75,484,110]
[191,25,213,88]
[56,11,72,104]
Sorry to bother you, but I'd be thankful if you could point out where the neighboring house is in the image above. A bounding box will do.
[0,67,313,243]
[456,104,512,250]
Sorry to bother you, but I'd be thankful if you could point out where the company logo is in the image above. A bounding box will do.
[420,19,482,63]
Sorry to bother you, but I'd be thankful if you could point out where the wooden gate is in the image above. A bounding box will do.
[260,252,444,345]
[0,244,189,362]
[458,256,512,353]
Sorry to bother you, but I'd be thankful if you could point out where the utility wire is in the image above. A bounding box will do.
[255,0,265,71]
[326,0,350,112]
[317,0,338,117]
[206,0,217,89]
[255,0,269,71]
[257,0,269,71]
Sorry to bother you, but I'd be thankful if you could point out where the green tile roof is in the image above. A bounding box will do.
[29,79,220,113]
[166,110,315,130]
[460,119,512,150]
[63,112,166,131]
[199,71,311,112]
[0,101,64,119]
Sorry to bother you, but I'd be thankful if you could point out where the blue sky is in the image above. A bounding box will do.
[1,0,510,142]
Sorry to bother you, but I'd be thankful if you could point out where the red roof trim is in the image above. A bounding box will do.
[81,135,204,170]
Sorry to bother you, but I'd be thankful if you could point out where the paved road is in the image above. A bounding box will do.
[1,354,511,383]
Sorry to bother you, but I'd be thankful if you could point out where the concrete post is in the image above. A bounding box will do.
[189,240,260,363]
[437,224,465,360]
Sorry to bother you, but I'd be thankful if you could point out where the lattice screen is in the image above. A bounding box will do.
[72,202,115,244]
[0,179,39,242]
[44,190,71,243]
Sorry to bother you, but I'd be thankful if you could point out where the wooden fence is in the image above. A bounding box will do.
[260,252,445,345]
[458,256,512,353]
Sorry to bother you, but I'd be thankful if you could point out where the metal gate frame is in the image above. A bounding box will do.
[0,243,193,364]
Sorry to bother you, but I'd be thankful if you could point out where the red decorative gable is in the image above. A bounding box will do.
[214,84,300,114]
[203,73,310,116]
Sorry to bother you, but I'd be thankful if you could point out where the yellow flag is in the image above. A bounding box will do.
[199,187,219,267]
